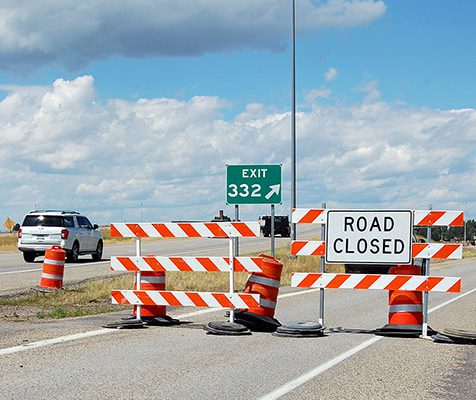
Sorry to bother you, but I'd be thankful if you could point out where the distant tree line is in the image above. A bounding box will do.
[414,219,476,243]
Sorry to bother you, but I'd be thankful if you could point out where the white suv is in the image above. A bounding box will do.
[18,210,103,263]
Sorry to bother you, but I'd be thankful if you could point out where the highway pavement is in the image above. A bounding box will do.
[0,257,474,399]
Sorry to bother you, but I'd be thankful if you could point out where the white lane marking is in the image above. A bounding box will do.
[258,287,476,400]
[428,287,476,313]
[0,329,114,356]
[0,261,109,276]
[258,337,383,400]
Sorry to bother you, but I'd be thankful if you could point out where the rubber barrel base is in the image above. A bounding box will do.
[204,321,251,336]
[375,324,436,337]
[273,321,326,338]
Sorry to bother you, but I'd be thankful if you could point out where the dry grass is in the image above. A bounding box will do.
[0,234,18,253]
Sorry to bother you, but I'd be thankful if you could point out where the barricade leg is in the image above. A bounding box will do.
[38,246,66,290]
[375,265,435,337]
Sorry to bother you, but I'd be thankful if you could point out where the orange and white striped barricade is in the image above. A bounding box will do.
[292,205,328,326]
[111,254,285,330]
[292,241,463,260]
[291,272,461,293]
[291,208,464,336]
[38,246,66,290]
[414,209,464,337]
[109,221,263,332]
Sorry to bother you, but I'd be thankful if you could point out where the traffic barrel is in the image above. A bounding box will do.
[375,264,434,337]
[243,254,283,317]
[39,246,66,290]
[132,255,179,326]
[388,265,423,326]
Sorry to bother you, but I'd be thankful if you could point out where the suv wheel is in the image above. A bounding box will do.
[67,242,80,263]
[23,252,36,263]
[92,240,103,262]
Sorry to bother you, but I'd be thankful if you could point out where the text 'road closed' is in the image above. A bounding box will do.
[326,210,413,264]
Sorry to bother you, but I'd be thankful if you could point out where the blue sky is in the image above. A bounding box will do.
[4,1,475,109]
[0,0,475,226]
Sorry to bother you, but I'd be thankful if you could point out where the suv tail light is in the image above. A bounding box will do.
[61,229,69,240]
[18,228,22,238]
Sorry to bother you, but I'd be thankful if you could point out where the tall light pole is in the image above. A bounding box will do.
[290,0,297,243]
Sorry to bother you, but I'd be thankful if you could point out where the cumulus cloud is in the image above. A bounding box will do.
[355,79,381,102]
[0,0,386,71]
[305,88,332,104]
[325,67,338,82]
[1,75,475,225]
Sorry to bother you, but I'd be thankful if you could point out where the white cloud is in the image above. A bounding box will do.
[1,75,475,226]
[305,88,332,104]
[325,67,338,82]
[355,79,381,102]
[0,1,386,71]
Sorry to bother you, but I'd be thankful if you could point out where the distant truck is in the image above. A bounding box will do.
[259,215,290,237]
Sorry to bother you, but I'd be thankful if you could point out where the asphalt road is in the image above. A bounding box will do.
[0,258,474,399]
[0,225,319,293]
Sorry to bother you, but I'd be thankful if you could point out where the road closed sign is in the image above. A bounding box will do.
[326,210,413,264]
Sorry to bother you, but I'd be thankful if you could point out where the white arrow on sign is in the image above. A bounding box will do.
[265,184,281,200]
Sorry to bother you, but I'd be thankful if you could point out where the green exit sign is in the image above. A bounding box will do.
[226,164,282,204]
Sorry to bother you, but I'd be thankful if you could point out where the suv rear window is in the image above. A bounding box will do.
[22,215,65,227]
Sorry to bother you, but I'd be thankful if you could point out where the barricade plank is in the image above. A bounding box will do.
[111,290,261,308]
[292,209,464,227]
[291,241,463,259]
[291,273,461,293]
[413,210,464,227]
[111,256,263,273]
[110,222,261,238]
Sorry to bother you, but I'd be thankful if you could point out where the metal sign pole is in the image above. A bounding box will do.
[229,237,235,323]
[290,0,297,246]
[271,204,276,257]
[319,202,326,325]
[422,205,432,337]
[136,237,142,320]
[235,205,240,257]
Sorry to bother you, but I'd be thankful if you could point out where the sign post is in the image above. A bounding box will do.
[326,210,413,265]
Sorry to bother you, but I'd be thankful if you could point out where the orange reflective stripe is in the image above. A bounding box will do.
[110,224,123,237]
[449,212,464,226]
[152,224,174,237]
[433,244,460,259]
[326,274,350,289]
[186,292,210,307]
[204,223,228,237]
[384,275,412,290]
[291,241,307,255]
[417,211,445,226]
[127,224,148,237]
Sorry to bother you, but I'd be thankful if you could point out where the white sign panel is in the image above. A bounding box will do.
[326,210,413,264]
